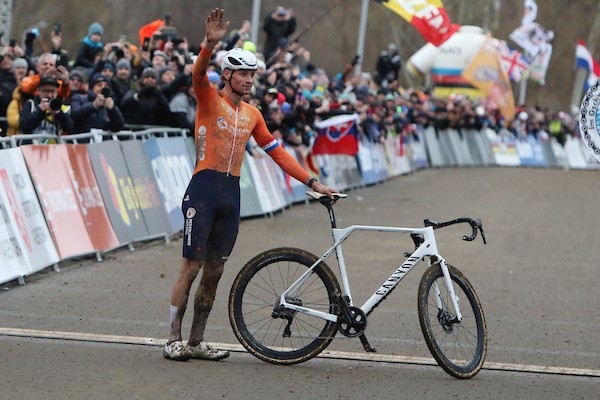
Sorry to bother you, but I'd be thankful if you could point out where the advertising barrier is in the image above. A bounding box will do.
[21,145,119,260]
[87,141,153,244]
[144,138,194,233]
[119,141,174,238]
[0,148,59,283]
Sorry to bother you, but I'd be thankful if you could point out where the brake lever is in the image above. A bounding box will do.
[462,219,487,244]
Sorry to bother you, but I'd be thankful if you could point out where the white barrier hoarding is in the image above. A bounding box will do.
[0,148,59,284]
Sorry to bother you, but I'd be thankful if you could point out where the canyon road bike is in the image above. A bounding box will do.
[229,191,488,379]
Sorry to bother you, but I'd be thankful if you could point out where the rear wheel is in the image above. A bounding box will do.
[229,247,341,365]
[418,263,487,379]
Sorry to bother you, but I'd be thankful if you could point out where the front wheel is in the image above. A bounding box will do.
[229,247,341,365]
[418,263,488,379]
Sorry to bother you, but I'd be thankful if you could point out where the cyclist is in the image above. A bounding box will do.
[163,8,339,361]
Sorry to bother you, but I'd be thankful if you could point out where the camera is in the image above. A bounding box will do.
[100,87,111,97]
[49,98,62,111]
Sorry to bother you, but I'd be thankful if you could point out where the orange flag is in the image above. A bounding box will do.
[138,19,164,46]
[462,36,515,121]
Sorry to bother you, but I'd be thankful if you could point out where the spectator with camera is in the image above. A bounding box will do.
[19,76,73,137]
[20,53,70,99]
[69,73,125,135]
[49,24,70,69]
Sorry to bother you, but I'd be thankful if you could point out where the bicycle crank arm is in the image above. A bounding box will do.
[359,334,376,353]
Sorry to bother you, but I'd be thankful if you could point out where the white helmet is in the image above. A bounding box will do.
[221,48,258,71]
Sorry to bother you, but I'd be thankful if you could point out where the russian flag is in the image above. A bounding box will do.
[312,114,360,156]
[576,39,600,91]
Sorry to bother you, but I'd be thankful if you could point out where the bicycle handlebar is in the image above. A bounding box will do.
[306,191,487,244]
[424,218,487,244]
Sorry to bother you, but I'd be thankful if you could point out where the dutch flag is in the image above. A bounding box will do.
[576,39,600,91]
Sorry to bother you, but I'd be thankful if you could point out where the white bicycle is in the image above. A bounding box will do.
[229,191,488,379]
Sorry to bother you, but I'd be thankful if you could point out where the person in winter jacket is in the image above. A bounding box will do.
[69,73,124,135]
[120,67,171,126]
[19,76,73,138]
[74,22,105,69]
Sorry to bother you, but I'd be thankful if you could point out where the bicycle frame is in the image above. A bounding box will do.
[280,223,463,324]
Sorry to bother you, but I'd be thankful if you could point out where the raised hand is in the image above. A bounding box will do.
[205,8,230,48]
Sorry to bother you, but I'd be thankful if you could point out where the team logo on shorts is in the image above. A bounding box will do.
[217,116,228,130]
[186,207,196,219]
[579,79,600,163]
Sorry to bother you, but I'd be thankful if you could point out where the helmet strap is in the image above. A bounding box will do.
[226,70,245,98]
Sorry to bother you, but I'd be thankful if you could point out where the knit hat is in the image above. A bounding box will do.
[90,73,110,87]
[88,22,104,37]
[102,62,115,73]
[158,66,175,79]
[141,67,158,80]
[152,50,168,62]
[69,69,87,82]
[242,41,257,53]
[116,58,131,71]
[12,58,28,70]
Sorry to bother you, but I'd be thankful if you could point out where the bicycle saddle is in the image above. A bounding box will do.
[306,190,347,201]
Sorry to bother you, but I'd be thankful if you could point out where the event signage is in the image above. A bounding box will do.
[119,141,173,237]
[20,145,118,259]
[87,141,152,243]
[0,148,59,283]
[579,78,600,163]
[144,138,194,233]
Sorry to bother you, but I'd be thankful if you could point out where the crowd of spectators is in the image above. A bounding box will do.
[0,7,578,148]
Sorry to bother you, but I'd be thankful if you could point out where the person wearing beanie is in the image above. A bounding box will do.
[11,57,29,72]
[66,68,88,101]
[151,50,169,69]
[101,62,116,79]
[120,67,171,126]
[1,58,28,135]
[69,69,124,138]
[111,58,138,108]
[116,58,131,71]
[75,22,105,69]
[156,64,191,101]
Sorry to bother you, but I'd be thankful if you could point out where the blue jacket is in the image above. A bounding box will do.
[69,91,125,134]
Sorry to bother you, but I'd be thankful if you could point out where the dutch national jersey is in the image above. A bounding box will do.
[191,47,310,185]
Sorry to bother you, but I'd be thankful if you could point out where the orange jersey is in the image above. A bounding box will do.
[192,47,310,184]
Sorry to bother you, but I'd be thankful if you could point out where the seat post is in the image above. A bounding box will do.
[321,200,338,229]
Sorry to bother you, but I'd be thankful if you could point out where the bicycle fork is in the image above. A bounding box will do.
[430,256,463,324]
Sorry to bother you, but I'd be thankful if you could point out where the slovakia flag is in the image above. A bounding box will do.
[576,39,600,91]
[312,114,360,156]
